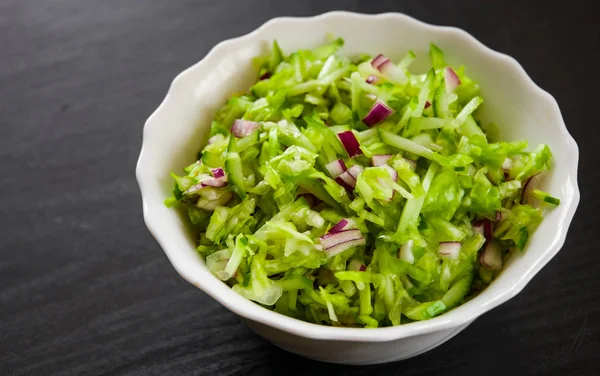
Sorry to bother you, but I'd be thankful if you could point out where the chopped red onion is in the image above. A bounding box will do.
[185,173,228,193]
[424,101,432,109]
[376,156,415,170]
[325,159,347,178]
[444,67,461,93]
[363,100,395,127]
[184,183,204,195]
[372,154,393,167]
[366,75,379,84]
[371,54,407,84]
[379,61,407,84]
[335,171,357,191]
[320,229,365,257]
[231,119,259,138]
[371,54,390,69]
[334,177,353,192]
[337,131,362,157]
[189,171,227,187]
[438,241,461,260]
[399,239,415,264]
[521,174,542,205]
[347,165,364,180]
[480,241,503,270]
[201,179,228,188]
[495,211,503,222]
[348,259,366,272]
[330,218,350,233]
[472,220,485,236]
[319,229,362,245]
[211,167,226,180]
[382,164,398,182]
[483,218,493,241]
[259,72,271,80]
[197,173,213,181]
[324,239,366,257]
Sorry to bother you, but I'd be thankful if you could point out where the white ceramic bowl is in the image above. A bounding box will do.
[136,12,579,365]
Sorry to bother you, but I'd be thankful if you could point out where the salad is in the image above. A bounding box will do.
[166,37,559,327]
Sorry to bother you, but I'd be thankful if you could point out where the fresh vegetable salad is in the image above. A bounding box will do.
[166,37,559,327]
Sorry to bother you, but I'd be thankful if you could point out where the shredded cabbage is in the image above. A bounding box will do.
[166,37,559,327]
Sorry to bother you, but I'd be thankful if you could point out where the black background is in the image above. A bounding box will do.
[1,1,598,375]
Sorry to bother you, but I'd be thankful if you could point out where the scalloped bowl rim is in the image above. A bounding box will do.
[136,11,579,342]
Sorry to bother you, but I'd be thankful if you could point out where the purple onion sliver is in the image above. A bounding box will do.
[231,119,259,138]
[438,241,462,261]
[424,101,432,109]
[472,220,485,236]
[325,159,347,178]
[184,183,204,195]
[371,54,389,70]
[382,164,398,179]
[211,168,225,179]
[201,179,228,188]
[379,61,407,83]
[346,165,364,180]
[259,72,271,80]
[480,241,503,270]
[320,229,363,249]
[483,218,493,241]
[362,100,395,127]
[366,75,379,84]
[335,176,354,192]
[337,131,363,157]
[336,171,357,190]
[325,238,366,257]
[372,154,393,167]
[444,67,461,93]
[521,173,542,205]
[329,219,350,233]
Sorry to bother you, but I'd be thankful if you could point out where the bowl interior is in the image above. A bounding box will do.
[138,13,578,337]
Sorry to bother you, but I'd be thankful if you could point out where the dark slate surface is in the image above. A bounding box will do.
[1,1,598,375]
